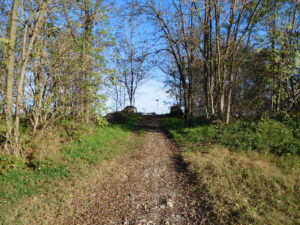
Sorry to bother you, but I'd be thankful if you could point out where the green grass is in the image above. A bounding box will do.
[163,115,300,225]
[163,115,300,156]
[108,111,143,131]
[63,125,130,166]
[0,114,141,222]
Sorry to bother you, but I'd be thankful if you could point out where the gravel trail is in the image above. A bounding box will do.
[56,116,203,224]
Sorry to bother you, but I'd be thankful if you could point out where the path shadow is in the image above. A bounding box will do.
[158,117,221,224]
[118,114,220,224]
[172,152,220,224]
[138,115,166,133]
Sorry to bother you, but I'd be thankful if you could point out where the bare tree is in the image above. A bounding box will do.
[115,2,150,106]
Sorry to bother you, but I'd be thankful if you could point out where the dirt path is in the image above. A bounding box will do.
[113,116,202,224]
[51,116,203,224]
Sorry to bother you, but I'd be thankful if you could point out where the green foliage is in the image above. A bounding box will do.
[165,115,300,224]
[0,116,140,216]
[0,155,26,174]
[122,114,142,131]
[26,158,70,177]
[61,117,86,139]
[108,112,142,131]
[0,38,9,52]
[63,125,129,165]
[163,115,300,156]
[0,38,9,44]
[0,156,70,206]
[95,115,109,127]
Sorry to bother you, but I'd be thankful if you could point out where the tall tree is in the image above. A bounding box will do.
[4,0,18,154]
[115,2,150,106]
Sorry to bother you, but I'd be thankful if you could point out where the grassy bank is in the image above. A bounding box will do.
[0,114,142,223]
[164,116,300,225]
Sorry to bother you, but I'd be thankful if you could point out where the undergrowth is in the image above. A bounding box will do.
[164,114,300,225]
[164,114,300,156]
[0,114,141,222]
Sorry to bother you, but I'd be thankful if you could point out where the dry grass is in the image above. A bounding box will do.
[183,145,300,225]
[4,133,145,225]
[30,128,65,160]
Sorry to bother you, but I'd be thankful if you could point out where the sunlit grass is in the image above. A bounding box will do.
[163,116,300,156]
[0,114,141,223]
[163,116,300,224]
[184,147,300,225]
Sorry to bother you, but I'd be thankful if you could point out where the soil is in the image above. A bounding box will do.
[54,116,205,224]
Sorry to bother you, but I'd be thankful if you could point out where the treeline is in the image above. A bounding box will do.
[0,0,299,156]
[0,0,111,155]
[143,0,299,121]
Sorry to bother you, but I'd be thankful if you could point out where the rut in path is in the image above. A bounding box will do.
[56,116,205,224]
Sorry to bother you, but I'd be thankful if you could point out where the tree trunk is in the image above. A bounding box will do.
[5,0,19,154]
[209,4,215,116]
[226,69,234,124]
[203,0,210,117]
[83,0,102,122]
[14,4,46,153]
[214,0,223,117]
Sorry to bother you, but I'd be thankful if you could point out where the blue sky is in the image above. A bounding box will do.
[134,79,170,114]
[105,0,173,114]
[106,76,172,114]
